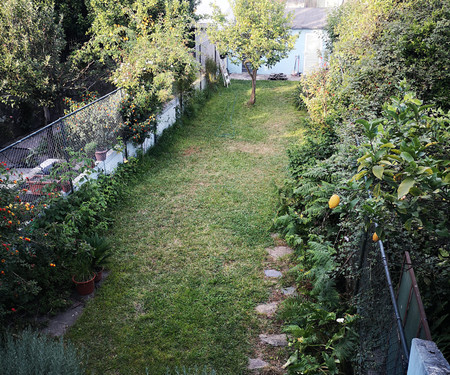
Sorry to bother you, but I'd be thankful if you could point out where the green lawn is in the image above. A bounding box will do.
[67,80,302,374]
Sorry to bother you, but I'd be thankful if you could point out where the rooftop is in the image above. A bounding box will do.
[288,7,330,29]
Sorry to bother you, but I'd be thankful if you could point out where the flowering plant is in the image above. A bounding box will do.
[118,93,157,145]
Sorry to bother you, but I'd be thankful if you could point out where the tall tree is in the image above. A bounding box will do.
[207,0,296,105]
[111,0,199,142]
[0,0,66,124]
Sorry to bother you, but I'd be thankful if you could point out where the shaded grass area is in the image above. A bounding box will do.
[66,81,302,374]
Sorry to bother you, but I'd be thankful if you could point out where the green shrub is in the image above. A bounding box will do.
[0,328,85,375]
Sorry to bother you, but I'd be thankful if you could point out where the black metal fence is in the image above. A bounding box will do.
[0,89,125,200]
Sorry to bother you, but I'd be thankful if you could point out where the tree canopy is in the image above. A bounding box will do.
[207,0,297,105]
[0,0,66,123]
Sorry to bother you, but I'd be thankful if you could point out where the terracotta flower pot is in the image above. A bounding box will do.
[61,181,71,193]
[94,267,104,282]
[28,175,54,195]
[72,274,96,295]
[95,150,108,161]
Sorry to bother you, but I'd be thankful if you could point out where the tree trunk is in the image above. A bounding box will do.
[43,105,51,125]
[244,61,257,106]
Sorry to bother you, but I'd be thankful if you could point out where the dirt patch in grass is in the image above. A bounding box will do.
[228,141,276,156]
[182,146,201,156]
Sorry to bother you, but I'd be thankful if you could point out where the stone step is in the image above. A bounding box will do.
[264,269,282,278]
[259,333,288,347]
[255,302,278,317]
[266,246,294,260]
[281,286,297,296]
[248,358,269,370]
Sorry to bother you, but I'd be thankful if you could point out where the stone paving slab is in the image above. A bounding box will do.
[39,271,110,337]
[266,246,294,260]
[256,302,278,316]
[41,303,84,337]
[264,269,283,278]
[248,358,269,370]
[259,333,288,347]
[281,287,297,296]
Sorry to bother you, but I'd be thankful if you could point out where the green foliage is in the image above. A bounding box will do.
[208,0,297,104]
[85,233,112,269]
[0,0,66,111]
[352,87,449,252]
[0,328,85,374]
[204,57,219,89]
[118,94,157,144]
[63,90,123,149]
[111,1,198,100]
[283,303,358,374]
[0,155,140,324]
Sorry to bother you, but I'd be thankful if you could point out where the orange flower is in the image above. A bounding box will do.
[24,237,31,242]
[49,263,56,267]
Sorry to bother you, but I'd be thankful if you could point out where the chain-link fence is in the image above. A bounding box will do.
[0,89,125,201]
[354,231,432,374]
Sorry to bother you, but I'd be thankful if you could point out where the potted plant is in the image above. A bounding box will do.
[84,141,97,159]
[72,241,96,295]
[27,175,54,195]
[85,141,107,162]
[86,234,112,282]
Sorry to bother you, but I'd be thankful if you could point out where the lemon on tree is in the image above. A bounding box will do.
[328,194,340,209]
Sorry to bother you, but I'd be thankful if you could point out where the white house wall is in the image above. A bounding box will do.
[227,29,326,76]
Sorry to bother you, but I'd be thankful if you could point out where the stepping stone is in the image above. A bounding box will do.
[264,269,282,278]
[266,246,293,260]
[256,302,278,316]
[248,358,269,370]
[270,233,280,240]
[281,287,297,296]
[259,333,288,347]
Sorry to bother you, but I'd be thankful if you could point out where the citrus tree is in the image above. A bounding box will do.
[0,0,66,124]
[207,0,297,105]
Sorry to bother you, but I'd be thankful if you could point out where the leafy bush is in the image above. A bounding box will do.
[119,93,157,145]
[0,156,140,325]
[276,0,450,366]
[0,328,85,375]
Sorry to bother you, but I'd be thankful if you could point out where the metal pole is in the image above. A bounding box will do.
[354,136,410,362]
[375,226,410,361]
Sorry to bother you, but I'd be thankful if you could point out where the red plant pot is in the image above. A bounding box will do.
[61,181,71,193]
[94,267,104,283]
[95,150,108,161]
[72,274,96,295]
[28,175,54,195]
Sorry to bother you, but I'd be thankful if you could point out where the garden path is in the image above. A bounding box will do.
[66,80,303,374]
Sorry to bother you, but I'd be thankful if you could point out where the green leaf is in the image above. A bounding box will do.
[352,170,368,181]
[397,177,415,199]
[373,182,381,197]
[400,152,414,162]
[372,165,384,180]
[417,166,433,175]
[380,143,395,148]
[357,153,371,163]
[282,351,298,369]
